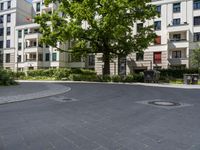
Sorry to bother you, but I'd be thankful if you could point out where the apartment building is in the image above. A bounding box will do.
[1,0,95,71]
[0,0,32,70]
[95,0,200,75]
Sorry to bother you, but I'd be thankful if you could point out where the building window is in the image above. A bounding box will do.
[0,15,3,24]
[6,40,10,48]
[172,51,181,58]
[137,23,143,32]
[38,54,43,61]
[154,21,161,30]
[173,18,181,26]
[18,42,22,50]
[24,29,28,35]
[7,14,11,23]
[7,1,11,9]
[194,0,200,10]
[194,16,200,26]
[5,53,10,63]
[18,30,22,38]
[173,3,181,13]
[7,27,10,35]
[136,53,144,61]
[0,41,3,48]
[36,2,40,12]
[88,55,95,66]
[172,34,181,41]
[45,53,50,61]
[154,36,161,45]
[17,55,21,62]
[52,53,57,61]
[0,3,4,11]
[153,52,161,64]
[194,32,200,42]
[156,5,161,15]
[0,28,4,36]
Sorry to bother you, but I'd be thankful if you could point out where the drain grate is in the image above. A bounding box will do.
[136,99,192,109]
[148,101,181,106]
[50,97,78,103]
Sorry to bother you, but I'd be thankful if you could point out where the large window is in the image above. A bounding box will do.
[45,53,50,61]
[154,36,161,44]
[7,27,10,35]
[0,15,3,24]
[194,16,200,26]
[153,52,162,64]
[88,55,95,66]
[5,54,10,63]
[136,53,144,61]
[172,51,181,58]
[156,5,161,15]
[7,1,11,9]
[36,2,40,12]
[173,18,181,26]
[17,55,21,62]
[137,23,143,32]
[194,0,200,10]
[18,42,22,50]
[18,30,22,38]
[0,41,3,48]
[173,3,181,13]
[0,28,4,36]
[6,40,10,48]
[154,21,161,30]
[7,14,11,23]
[194,32,200,42]
[172,34,181,41]
[0,3,4,10]
[52,53,57,61]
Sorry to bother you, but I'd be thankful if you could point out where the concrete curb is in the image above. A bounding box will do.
[0,83,71,105]
[17,80,200,89]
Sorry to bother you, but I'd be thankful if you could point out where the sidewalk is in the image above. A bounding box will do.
[0,82,71,104]
[18,80,200,89]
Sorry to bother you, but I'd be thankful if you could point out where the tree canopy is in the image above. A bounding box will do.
[35,0,158,75]
[191,48,200,69]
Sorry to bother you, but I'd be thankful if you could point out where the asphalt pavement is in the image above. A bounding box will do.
[0,82,200,150]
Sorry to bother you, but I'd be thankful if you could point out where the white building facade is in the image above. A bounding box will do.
[95,0,200,75]
[1,0,95,71]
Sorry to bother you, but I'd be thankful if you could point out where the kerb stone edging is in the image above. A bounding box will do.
[0,84,71,105]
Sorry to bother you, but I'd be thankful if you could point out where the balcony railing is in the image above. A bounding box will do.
[169,39,187,42]
[26,59,37,62]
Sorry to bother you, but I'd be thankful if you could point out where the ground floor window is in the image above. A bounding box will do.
[153,52,162,64]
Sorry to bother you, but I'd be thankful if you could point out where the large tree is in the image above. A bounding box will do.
[35,0,158,75]
[191,48,200,69]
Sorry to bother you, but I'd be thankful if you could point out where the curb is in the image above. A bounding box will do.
[17,80,200,89]
[0,83,71,105]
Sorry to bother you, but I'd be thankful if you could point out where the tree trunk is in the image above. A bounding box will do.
[103,51,110,75]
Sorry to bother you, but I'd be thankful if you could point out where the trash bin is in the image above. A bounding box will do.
[144,70,160,83]
[192,74,199,85]
[184,74,192,84]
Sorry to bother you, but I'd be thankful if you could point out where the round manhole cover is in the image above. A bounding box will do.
[148,101,180,106]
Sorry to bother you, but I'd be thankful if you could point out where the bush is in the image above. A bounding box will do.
[0,69,17,85]
[71,68,96,76]
[71,74,98,81]
[111,75,122,82]
[123,74,144,83]
[53,68,71,80]
[159,69,199,79]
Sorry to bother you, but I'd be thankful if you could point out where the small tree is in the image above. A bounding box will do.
[35,0,158,75]
[191,48,200,70]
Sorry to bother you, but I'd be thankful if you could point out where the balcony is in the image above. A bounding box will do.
[41,3,57,12]
[168,40,189,49]
[25,33,41,40]
[168,58,189,66]
[24,46,42,53]
[167,22,189,32]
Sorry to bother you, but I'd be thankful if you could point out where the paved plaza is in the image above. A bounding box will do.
[0,82,200,150]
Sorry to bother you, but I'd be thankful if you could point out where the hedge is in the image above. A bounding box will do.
[0,69,17,85]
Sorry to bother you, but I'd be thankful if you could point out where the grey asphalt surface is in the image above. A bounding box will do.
[0,83,200,150]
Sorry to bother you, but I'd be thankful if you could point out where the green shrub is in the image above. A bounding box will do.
[0,69,17,85]
[53,68,71,80]
[71,74,98,81]
[71,68,96,75]
[111,75,122,82]
[123,74,144,83]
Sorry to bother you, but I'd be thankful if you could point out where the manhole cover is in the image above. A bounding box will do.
[148,101,181,106]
